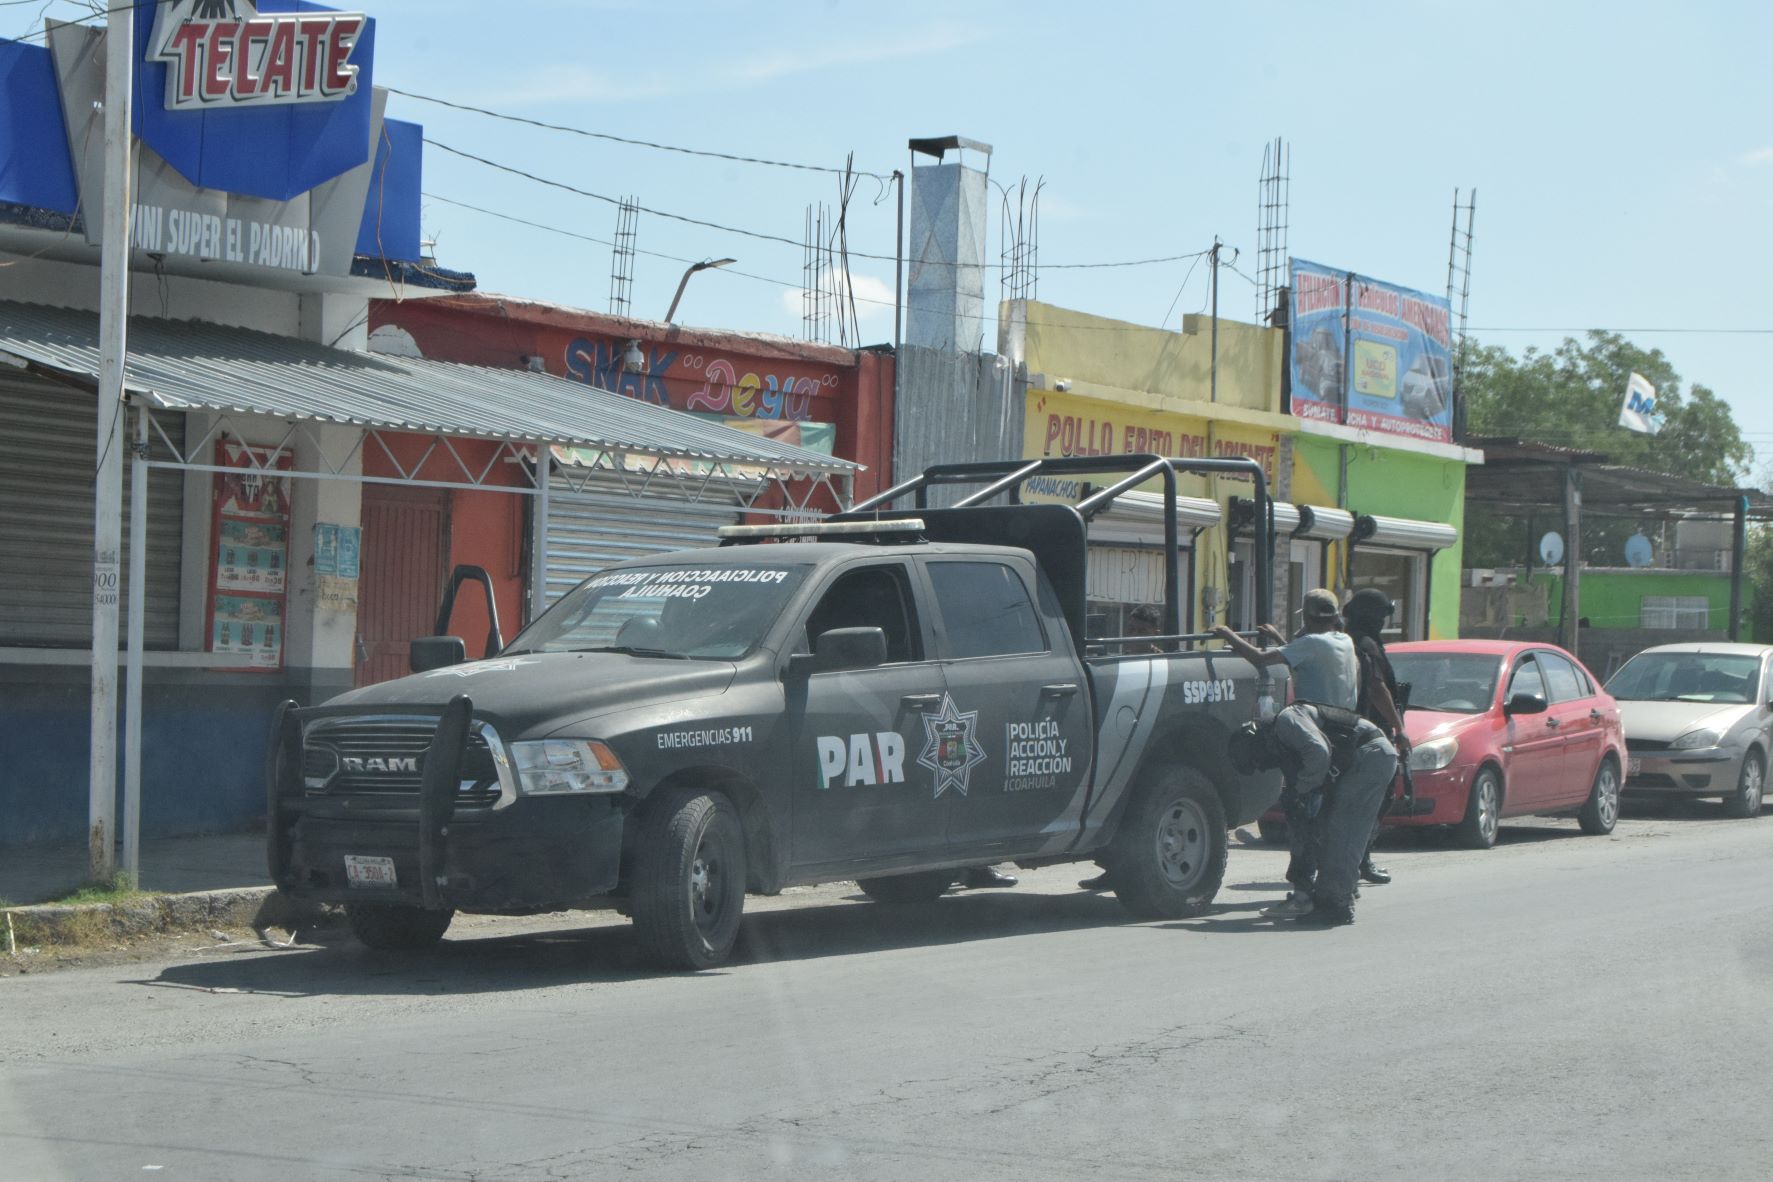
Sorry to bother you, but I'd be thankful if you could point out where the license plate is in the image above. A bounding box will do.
[343,854,398,889]
[1628,756,1641,777]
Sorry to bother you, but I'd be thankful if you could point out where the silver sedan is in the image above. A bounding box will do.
[1607,642,1773,818]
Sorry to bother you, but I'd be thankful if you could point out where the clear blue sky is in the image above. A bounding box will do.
[20,1,1773,472]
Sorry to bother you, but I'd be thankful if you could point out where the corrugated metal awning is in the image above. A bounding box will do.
[0,299,858,478]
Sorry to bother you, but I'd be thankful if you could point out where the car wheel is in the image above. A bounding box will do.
[346,902,453,951]
[1108,768,1227,919]
[1723,751,1765,820]
[1255,817,1289,844]
[855,871,954,904]
[1578,758,1621,835]
[631,787,747,971]
[1455,766,1502,849]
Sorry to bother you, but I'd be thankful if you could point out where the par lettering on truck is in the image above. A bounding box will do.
[817,732,907,788]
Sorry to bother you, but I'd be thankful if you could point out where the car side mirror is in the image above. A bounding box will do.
[410,635,467,673]
[789,627,888,677]
[1504,692,1548,716]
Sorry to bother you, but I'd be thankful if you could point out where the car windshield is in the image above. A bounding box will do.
[504,563,810,660]
[1606,652,1761,704]
[1388,652,1501,714]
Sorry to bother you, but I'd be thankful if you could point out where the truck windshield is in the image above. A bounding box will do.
[504,563,810,660]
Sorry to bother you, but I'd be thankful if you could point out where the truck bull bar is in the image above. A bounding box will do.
[266,694,474,911]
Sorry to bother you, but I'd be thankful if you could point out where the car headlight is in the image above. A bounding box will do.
[510,740,630,795]
[1672,728,1724,751]
[1409,736,1458,771]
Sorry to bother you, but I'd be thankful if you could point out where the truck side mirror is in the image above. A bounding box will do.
[789,626,888,678]
[410,635,467,673]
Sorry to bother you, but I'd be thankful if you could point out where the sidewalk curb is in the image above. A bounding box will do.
[3,888,344,950]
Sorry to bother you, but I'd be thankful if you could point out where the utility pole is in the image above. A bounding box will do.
[1209,237,1222,403]
[91,1,135,883]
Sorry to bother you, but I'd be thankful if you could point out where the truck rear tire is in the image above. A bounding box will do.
[631,787,747,971]
[856,871,953,904]
[1108,768,1227,919]
[346,903,453,951]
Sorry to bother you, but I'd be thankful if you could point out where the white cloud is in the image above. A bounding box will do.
[779,266,895,324]
[1741,147,1773,167]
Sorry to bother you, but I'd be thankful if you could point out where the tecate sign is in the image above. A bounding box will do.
[148,0,366,110]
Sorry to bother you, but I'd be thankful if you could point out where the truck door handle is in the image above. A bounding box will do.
[1589,709,1603,722]
[1544,717,1560,729]
[1041,683,1079,699]
[900,693,943,709]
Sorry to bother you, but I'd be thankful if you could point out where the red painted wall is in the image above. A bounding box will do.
[363,433,528,661]
[371,294,895,499]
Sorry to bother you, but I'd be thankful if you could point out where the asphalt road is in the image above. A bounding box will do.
[4,806,1772,1181]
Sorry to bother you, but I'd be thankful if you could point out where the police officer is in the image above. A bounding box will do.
[1343,589,1411,885]
[1212,587,1359,711]
[1230,703,1398,925]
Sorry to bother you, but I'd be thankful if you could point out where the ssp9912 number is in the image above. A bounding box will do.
[1182,679,1236,705]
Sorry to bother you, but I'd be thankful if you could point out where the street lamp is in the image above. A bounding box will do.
[665,257,735,324]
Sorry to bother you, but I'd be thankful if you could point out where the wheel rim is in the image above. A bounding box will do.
[1741,758,1764,811]
[689,835,726,935]
[1476,774,1499,843]
[1595,764,1619,828]
[1155,797,1208,889]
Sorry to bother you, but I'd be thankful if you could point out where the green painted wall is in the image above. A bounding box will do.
[1291,434,1467,639]
[1526,569,1747,632]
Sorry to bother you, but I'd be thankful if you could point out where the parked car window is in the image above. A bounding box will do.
[928,561,1047,659]
[1537,652,1586,703]
[1506,657,1545,703]
[1606,651,1761,704]
[802,564,921,663]
[1387,652,1500,713]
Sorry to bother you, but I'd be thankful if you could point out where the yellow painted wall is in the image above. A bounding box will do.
[1007,300,1285,414]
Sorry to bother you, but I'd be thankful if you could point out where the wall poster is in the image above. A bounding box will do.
[207,440,292,669]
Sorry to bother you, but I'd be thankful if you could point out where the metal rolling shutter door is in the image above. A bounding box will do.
[544,471,744,605]
[0,375,184,648]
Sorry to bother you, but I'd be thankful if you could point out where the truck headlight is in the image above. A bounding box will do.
[1672,728,1723,751]
[1409,736,1458,771]
[510,740,629,795]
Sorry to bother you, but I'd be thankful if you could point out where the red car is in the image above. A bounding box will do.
[1384,640,1626,847]
[1258,640,1626,849]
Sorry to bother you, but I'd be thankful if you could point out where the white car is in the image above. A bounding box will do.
[1607,642,1773,818]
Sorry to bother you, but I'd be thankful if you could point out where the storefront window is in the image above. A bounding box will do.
[1348,548,1424,639]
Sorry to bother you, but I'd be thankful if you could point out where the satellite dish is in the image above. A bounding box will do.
[1538,531,1565,565]
[1624,533,1654,568]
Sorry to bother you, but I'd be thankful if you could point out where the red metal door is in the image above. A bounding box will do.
[356,485,450,687]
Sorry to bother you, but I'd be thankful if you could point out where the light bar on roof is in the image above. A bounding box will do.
[718,518,926,540]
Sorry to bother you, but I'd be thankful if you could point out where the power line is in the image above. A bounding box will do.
[425,138,1214,273]
[388,86,891,180]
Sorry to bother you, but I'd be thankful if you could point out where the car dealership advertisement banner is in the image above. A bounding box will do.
[1287,258,1455,445]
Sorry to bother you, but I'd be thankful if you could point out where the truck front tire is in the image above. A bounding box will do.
[1108,768,1228,919]
[346,902,453,951]
[631,787,747,971]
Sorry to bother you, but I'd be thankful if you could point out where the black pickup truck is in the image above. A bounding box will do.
[267,456,1287,968]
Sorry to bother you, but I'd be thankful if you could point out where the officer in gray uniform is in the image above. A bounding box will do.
[1231,702,1398,926]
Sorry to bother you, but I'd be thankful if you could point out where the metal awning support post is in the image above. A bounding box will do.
[530,446,551,621]
[1729,495,1747,642]
[123,403,148,885]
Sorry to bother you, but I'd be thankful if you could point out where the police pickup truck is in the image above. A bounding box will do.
[267,456,1286,969]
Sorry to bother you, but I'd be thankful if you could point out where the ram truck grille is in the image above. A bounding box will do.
[302,718,503,808]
